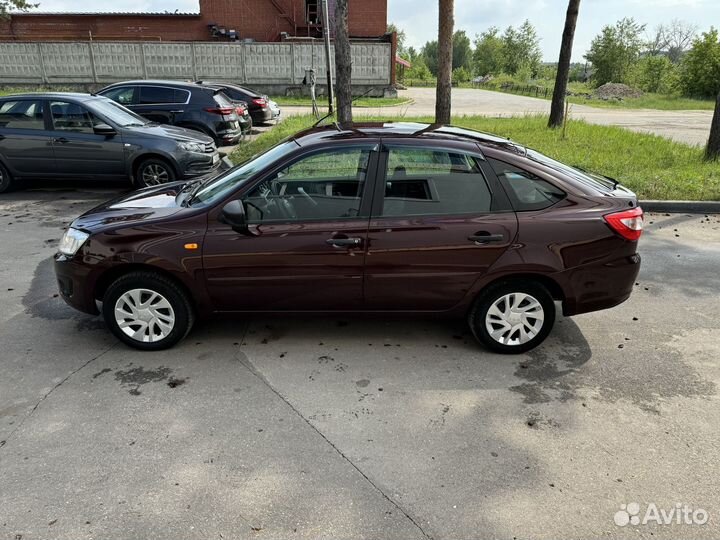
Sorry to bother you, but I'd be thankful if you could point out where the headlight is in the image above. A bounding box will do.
[178,141,206,153]
[58,227,90,256]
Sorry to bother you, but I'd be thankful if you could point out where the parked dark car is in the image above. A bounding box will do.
[0,92,222,192]
[55,122,643,352]
[98,81,246,146]
[195,81,279,125]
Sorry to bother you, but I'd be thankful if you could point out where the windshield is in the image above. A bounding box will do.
[526,148,616,192]
[191,139,300,205]
[90,98,149,127]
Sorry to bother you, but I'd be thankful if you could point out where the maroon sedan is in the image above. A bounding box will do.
[55,122,643,352]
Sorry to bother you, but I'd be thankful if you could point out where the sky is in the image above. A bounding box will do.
[22,0,720,61]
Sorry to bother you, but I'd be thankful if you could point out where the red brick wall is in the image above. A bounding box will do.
[0,0,387,42]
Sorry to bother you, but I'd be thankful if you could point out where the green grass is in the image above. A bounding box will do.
[231,114,720,201]
[270,96,413,108]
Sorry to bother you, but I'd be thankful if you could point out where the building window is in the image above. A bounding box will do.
[306,0,319,24]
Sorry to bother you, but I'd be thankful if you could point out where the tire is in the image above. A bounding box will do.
[469,280,556,354]
[102,271,194,351]
[134,158,176,188]
[0,162,16,193]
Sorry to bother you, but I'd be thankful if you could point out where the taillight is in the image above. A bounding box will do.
[252,98,267,107]
[235,106,247,116]
[205,107,235,115]
[604,207,644,241]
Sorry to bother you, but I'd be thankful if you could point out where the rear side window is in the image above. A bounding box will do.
[139,87,188,105]
[382,147,492,216]
[488,158,565,211]
[0,100,45,130]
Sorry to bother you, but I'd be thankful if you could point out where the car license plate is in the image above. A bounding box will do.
[213,154,220,165]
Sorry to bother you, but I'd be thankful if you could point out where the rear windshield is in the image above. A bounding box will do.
[525,148,616,192]
[213,92,234,108]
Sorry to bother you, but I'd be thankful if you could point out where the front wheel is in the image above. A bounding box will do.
[469,281,556,354]
[102,272,194,350]
[135,158,176,188]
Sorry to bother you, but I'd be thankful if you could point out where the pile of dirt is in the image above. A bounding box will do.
[593,83,644,100]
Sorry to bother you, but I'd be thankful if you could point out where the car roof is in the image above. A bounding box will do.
[0,92,100,101]
[291,122,526,155]
[196,81,258,94]
[103,80,218,91]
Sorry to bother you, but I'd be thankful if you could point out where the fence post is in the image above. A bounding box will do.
[88,42,98,84]
[191,42,198,80]
[290,42,296,85]
[140,43,148,79]
[37,43,48,85]
[241,42,247,84]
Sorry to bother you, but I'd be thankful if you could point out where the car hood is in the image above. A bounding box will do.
[125,123,213,144]
[72,182,195,232]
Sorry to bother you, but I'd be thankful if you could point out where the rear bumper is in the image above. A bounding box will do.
[54,253,100,315]
[561,253,641,316]
[250,108,273,123]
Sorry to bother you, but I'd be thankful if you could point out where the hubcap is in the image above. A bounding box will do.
[485,292,545,346]
[114,288,175,343]
[142,164,169,186]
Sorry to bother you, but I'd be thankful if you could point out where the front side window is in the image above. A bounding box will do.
[0,100,45,130]
[488,158,565,211]
[381,147,492,217]
[49,101,96,134]
[101,86,136,105]
[243,147,372,223]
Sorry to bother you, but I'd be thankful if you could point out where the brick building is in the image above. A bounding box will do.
[0,0,388,42]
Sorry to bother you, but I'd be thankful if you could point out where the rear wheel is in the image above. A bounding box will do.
[469,280,556,354]
[0,162,16,193]
[102,271,194,351]
[135,158,176,188]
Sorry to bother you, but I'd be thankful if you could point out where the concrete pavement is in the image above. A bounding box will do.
[282,87,714,147]
[1,187,719,539]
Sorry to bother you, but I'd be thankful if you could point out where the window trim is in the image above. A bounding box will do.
[239,142,381,225]
[371,143,503,219]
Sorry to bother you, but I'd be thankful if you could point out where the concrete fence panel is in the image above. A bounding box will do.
[0,40,392,90]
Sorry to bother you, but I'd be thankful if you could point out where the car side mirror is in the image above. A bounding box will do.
[94,123,117,137]
[220,200,251,234]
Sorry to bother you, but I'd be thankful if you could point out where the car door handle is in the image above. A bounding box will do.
[53,137,69,144]
[468,233,505,244]
[170,110,185,114]
[326,236,363,247]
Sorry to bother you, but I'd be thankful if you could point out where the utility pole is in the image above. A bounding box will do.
[321,0,335,115]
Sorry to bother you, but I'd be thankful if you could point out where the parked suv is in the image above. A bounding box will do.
[195,81,279,125]
[98,81,244,146]
[55,123,643,352]
[0,92,221,192]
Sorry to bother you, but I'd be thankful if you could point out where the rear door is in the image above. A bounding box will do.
[202,143,379,311]
[48,100,125,177]
[134,86,189,125]
[363,143,518,311]
[0,98,56,177]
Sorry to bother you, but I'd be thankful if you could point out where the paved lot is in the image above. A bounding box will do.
[282,87,715,147]
[1,187,719,540]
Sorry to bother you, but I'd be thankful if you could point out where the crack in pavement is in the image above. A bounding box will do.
[235,351,434,540]
[0,343,118,450]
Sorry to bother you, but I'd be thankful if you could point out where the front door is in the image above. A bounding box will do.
[364,145,518,311]
[48,100,125,177]
[202,144,379,311]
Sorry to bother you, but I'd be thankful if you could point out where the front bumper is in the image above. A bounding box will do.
[179,152,223,178]
[54,253,100,315]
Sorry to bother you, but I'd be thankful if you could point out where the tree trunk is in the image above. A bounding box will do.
[435,0,454,124]
[334,0,353,124]
[706,91,720,161]
[548,0,581,128]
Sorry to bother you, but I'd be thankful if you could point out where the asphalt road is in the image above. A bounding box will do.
[1,187,719,540]
[282,87,714,147]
